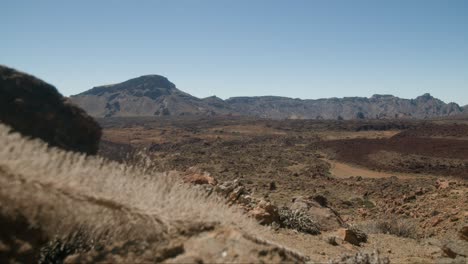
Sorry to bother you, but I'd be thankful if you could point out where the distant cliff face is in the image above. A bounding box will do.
[225,93,463,120]
[71,75,464,120]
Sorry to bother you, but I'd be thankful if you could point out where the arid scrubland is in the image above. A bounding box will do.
[94,116,468,263]
[0,123,308,263]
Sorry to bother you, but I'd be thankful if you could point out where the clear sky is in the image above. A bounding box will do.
[2,0,468,105]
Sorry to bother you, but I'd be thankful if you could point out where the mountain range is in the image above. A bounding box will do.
[71,75,465,120]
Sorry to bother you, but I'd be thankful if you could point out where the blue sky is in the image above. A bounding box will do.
[2,0,468,105]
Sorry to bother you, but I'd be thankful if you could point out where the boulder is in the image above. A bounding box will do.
[0,65,101,154]
[248,200,280,225]
[441,240,468,259]
[337,227,368,246]
[183,167,217,186]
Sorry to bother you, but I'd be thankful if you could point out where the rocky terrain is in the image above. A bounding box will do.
[71,75,465,120]
[1,67,467,263]
[97,115,468,263]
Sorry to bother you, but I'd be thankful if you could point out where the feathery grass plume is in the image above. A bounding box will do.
[0,123,259,243]
[0,123,312,263]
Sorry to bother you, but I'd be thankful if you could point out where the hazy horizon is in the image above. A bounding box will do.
[2,0,467,105]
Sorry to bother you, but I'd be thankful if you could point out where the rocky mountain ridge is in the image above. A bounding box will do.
[71,75,464,120]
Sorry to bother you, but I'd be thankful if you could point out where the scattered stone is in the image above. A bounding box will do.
[215,179,243,198]
[441,240,468,259]
[269,181,277,191]
[227,186,246,204]
[248,200,279,225]
[183,172,217,186]
[327,236,339,246]
[237,194,255,207]
[431,217,444,227]
[460,226,468,241]
[183,167,218,186]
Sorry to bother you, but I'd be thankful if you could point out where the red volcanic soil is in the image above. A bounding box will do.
[326,137,468,160]
[320,124,468,179]
[394,123,468,139]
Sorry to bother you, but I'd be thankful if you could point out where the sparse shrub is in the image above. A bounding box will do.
[359,217,417,238]
[329,250,390,264]
[362,199,375,209]
[39,230,92,264]
[278,207,320,235]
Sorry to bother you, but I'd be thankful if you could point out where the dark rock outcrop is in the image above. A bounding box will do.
[0,65,101,154]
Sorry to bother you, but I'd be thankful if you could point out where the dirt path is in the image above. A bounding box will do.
[325,159,434,179]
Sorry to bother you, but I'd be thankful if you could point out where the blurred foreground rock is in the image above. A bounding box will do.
[0,65,101,154]
[63,227,308,263]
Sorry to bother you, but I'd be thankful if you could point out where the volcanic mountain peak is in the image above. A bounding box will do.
[78,75,177,97]
[70,75,229,117]
[415,93,435,101]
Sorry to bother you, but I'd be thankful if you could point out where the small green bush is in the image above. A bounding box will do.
[278,208,320,235]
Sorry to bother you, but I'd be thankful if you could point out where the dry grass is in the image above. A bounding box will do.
[357,217,418,239]
[0,123,260,244]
